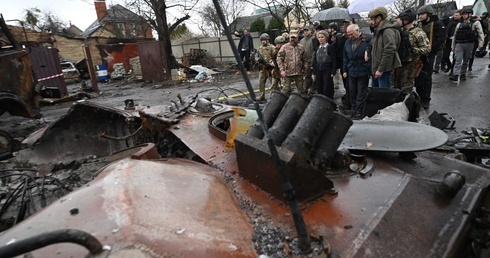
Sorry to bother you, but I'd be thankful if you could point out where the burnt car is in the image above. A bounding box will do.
[60,61,81,82]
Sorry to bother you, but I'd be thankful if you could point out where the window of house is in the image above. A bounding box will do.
[130,24,138,37]
[117,23,126,37]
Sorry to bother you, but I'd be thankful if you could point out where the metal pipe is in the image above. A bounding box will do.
[247,91,289,139]
[268,93,309,146]
[311,112,353,169]
[282,94,336,158]
[211,0,311,253]
[0,229,104,257]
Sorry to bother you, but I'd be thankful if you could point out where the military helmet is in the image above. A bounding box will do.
[274,36,286,44]
[368,7,388,19]
[259,33,270,40]
[482,12,489,18]
[462,8,473,15]
[398,9,417,23]
[417,5,434,15]
[328,22,339,31]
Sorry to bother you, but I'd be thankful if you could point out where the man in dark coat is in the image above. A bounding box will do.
[343,24,372,118]
[234,29,254,74]
[444,10,462,74]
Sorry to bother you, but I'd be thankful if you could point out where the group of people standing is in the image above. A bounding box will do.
[236,23,356,108]
[448,9,486,82]
[366,6,443,110]
[234,4,488,117]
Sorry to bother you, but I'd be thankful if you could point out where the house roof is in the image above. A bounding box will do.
[62,24,83,38]
[81,4,147,38]
[426,1,458,17]
[7,25,53,45]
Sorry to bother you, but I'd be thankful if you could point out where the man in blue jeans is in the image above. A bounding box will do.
[367,7,402,88]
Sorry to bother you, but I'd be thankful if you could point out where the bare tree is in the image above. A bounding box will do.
[198,5,222,36]
[242,0,313,31]
[124,0,197,69]
[391,0,417,14]
[337,0,349,8]
[318,0,335,11]
[197,0,246,36]
[22,8,67,34]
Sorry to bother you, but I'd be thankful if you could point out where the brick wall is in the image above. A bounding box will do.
[53,35,85,62]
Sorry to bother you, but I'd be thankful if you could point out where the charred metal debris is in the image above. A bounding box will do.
[0,89,490,257]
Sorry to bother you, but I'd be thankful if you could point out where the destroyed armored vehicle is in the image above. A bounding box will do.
[0,89,489,257]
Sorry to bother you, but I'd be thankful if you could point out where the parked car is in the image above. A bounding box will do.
[60,61,81,82]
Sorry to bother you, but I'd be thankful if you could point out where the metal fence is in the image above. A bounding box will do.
[171,32,263,65]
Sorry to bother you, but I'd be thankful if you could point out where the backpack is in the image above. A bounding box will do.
[398,29,413,64]
[381,27,412,64]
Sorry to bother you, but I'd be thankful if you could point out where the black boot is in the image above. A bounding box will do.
[449,75,459,81]
[460,74,466,81]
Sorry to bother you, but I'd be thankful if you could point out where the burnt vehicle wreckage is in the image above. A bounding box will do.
[1,7,490,258]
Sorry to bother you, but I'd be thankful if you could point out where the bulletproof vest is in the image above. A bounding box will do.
[316,46,331,64]
[258,45,274,62]
[455,22,476,43]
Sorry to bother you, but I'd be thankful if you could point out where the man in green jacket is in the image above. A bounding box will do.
[368,7,402,88]
[299,26,315,94]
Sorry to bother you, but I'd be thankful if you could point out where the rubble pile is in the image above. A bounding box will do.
[0,158,109,232]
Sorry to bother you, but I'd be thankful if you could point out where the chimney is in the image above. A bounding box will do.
[95,0,107,21]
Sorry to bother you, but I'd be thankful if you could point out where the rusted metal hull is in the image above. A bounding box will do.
[234,133,334,203]
[0,155,257,257]
[0,50,39,118]
[1,95,489,257]
[162,106,490,257]
[0,15,40,119]
[16,101,141,164]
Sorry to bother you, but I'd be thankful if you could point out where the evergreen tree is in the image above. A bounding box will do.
[250,18,265,32]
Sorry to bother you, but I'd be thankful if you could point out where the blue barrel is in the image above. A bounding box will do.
[96,64,109,81]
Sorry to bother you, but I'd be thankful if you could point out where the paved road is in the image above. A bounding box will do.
[2,57,489,139]
[430,57,490,133]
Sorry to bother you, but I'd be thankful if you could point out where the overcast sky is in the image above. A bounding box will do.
[2,0,478,32]
[2,0,124,30]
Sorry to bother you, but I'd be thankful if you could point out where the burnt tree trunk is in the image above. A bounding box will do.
[150,0,179,70]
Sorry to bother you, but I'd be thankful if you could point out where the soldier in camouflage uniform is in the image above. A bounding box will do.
[394,9,431,89]
[276,31,309,95]
[271,36,286,94]
[416,5,446,109]
[256,33,276,100]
